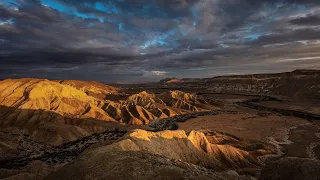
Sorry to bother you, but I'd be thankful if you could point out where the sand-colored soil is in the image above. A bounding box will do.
[178,114,305,141]
[252,100,320,115]
[178,114,320,160]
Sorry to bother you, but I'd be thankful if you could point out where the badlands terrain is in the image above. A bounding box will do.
[0,69,319,180]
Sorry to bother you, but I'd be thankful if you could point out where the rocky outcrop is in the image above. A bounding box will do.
[260,157,320,180]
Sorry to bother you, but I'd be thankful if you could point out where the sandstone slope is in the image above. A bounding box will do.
[93,129,270,170]
[0,78,211,144]
[45,129,264,180]
[57,80,119,99]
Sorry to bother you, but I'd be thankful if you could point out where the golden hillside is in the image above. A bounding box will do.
[0,78,213,144]
[45,129,273,180]
[104,129,268,170]
[56,80,119,99]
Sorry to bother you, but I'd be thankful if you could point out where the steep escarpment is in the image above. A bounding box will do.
[0,79,211,143]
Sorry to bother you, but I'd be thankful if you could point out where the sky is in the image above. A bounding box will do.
[1,0,320,83]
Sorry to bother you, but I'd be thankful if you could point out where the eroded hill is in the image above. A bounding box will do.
[104,129,273,170]
[0,78,214,144]
[45,129,274,180]
[57,80,119,99]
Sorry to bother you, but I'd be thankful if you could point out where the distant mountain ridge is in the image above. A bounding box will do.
[160,69,320,82]
[160,77,184,84]
[211,69,320,79]
[157,69,320,99]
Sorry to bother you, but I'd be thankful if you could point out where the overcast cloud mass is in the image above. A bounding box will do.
[1,0,320,82]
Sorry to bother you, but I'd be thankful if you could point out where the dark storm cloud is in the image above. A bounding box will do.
[289,15,320,25]
[248,29,320,46]
[1,0,320,82]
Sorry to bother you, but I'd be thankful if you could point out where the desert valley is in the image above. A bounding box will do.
[0,69,319,180]
[2,0,320,179]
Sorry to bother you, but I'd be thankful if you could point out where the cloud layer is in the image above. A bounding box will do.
[1,0,320,82]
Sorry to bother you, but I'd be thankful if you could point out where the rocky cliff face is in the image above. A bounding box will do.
[0,78,211,144]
